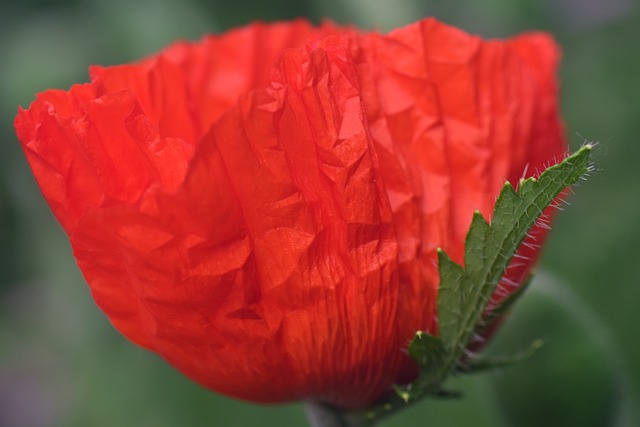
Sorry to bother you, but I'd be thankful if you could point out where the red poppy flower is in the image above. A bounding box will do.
[15,18,565,409]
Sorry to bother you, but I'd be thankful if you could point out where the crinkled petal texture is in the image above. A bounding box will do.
[15,18,565,408]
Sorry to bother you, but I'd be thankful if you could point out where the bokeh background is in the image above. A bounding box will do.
[1,0,639,426]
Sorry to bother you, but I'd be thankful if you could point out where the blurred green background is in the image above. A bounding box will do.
[1,0,639,426]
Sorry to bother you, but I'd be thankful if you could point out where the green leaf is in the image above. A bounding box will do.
[403,331,447,398]
[343,145,593,426]
[436,145,592,360]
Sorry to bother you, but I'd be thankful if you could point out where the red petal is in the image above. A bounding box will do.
[15,20,344,234]
[351,18,566,348]
[70,35,403,408]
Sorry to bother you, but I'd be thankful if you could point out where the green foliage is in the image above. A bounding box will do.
[348,146,592,426]
[437,145,592,358]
